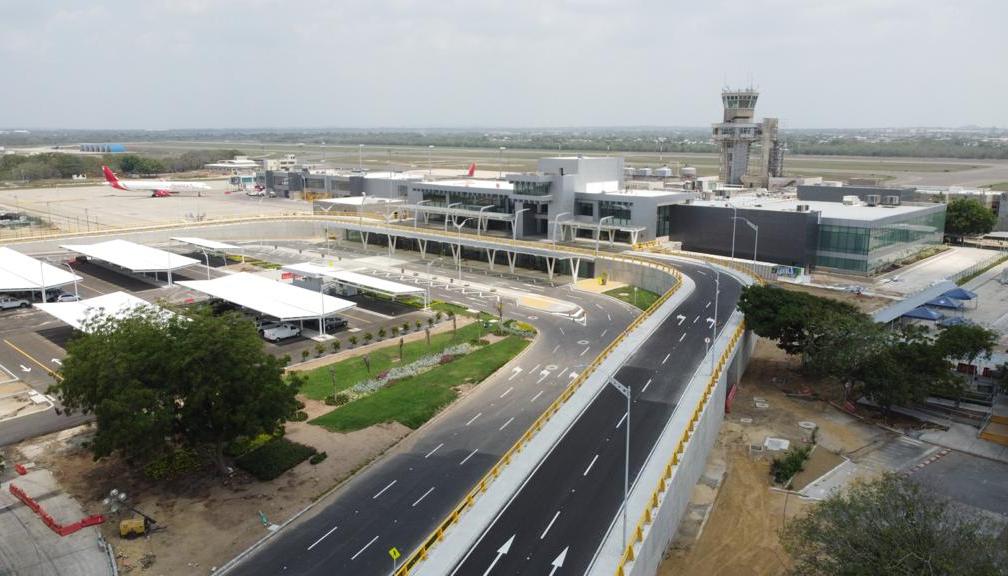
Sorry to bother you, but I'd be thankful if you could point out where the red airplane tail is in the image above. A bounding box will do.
[102,166,126,190]
[466,162,476,177]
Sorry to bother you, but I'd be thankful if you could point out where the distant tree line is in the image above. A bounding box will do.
[0,149,243,181]
[737,285,998,415]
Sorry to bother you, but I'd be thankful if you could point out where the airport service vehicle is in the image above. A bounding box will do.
[102,165,211,197]
[262,323,300,342]
[0,296,30,310]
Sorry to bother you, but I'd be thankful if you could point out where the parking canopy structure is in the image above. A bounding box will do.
[35,291,171,332]
[0,247,82,298]
[171,237,244,258]
[60,239,200,286]
[177,272,355,335]
[282,262,428,307]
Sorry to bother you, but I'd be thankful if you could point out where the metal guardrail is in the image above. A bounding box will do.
[614,319,746,576]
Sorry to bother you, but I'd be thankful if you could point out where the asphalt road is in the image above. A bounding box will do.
[226,261,637,575]
[450,262,742,575]
[911,450,1008,517]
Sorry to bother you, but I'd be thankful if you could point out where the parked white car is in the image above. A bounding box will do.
[53,294,81,302]
[0,296,30,310]
[262,323,300,342]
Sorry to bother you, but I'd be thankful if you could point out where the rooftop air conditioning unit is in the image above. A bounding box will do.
[866,194,881,206]
[842,195,860,206]
[883,195,901,206]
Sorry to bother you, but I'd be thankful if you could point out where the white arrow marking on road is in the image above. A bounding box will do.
[51,358,62,366]
[706,317,715,327]
[677,314,686,325]
[537,372,550,384]
[482,535,515,576]
[549,546,569,576]
[508,368,523,382]
[20,365,31,373]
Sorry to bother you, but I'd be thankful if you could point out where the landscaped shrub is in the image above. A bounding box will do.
[315,343,326,357]
[330,340,341,353]
[391,326,399,338]
[427,317,435,328]
[290,410,309,422]
[771,445,812,486]
[435,311,443,323]
[378,327,387,340]
[225,433,274,458]
[309,452,328,465]
[402,322,410,333]
[235,438,317,481]
[349,335,358,347]
[325,392,351,406]
[415,320,422,331]
[363,332,373,344]
[301,349,310,362]
[143,448,202,481]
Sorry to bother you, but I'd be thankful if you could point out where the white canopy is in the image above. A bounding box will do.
[282,262,425,297]
[177,272,355,321]
[61,239,200,273]
[171,237,242,251]
[0,247,82,293]
[35,291,170,332]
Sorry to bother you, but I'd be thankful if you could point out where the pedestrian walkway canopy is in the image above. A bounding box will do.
[283,262,428,307]
[35,291,171,332]
[177,272,355,322]
[926,295,964,309]
[170,237,242,253]
[0,247,81,295]
[61,239,200,282]
[944,287,977,301]
[903,306,945,321]
[872,280,956,324]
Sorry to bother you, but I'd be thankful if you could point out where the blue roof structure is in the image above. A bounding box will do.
[938,316,974,327]
[903,306,945,321]
[943,287,977,300]
[926,295,964,309]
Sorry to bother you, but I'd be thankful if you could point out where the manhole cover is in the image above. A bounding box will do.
[577,340,590,345]
[545,365,558,372]
[527,315,538,320]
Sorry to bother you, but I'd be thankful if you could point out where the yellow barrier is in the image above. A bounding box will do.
[613,320,746,576]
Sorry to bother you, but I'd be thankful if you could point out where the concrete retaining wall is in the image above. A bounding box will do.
[595,258,677,296]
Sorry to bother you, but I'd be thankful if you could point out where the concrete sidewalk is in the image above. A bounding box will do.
[0,470,111,576]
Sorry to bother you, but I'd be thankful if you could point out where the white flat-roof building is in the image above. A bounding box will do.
[0,247,82,297]
[61,239,200,285]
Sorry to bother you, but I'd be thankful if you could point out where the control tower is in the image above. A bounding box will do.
[712,88,783,188]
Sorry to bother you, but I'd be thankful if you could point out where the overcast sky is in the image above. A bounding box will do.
[1,0,1005,130]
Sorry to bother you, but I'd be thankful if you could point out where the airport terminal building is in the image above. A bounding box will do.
[276,156,945,276]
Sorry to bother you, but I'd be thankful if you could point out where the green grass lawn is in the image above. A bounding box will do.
[987,181,1008,192]
[310,335,529,432]
[603,285,661,311]
[298,322,486,400]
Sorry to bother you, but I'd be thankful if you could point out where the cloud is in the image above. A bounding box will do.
[0,0,1005,128]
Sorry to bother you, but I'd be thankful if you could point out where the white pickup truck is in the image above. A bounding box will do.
[261,322,300,342]
[0,296,30,310]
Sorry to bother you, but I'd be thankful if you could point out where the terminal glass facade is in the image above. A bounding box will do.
[816,208,945,274]
[598,200,632,226]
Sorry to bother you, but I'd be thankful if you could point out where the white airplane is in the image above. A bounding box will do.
[102,165,211,197]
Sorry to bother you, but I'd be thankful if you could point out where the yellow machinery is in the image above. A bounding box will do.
[119,517,147,538]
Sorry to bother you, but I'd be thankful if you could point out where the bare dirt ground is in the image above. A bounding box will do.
[13,417,409,574]
[659,339,884,576]
[775,281,890,315]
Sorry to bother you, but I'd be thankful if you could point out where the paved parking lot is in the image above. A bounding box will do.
[910,450,1008,518]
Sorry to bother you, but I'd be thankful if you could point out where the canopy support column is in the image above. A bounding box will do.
[570,257,580,284]
[487,249,497,271]
[418,239,428,260]
[546,257,555,282]
[506,251,516,274]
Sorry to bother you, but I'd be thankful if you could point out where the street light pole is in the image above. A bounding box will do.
[512,208,529,242]
[454,217,472,282]
[63,262,78,299]
[498,146,506,179]
[608,376,631,550]
[732,216,760,266]
[596,215,614,255]
[428,145,434,176]
[199,248,211,280]
[711,266,720,372]
[730,206,738,260]
[553,211,571,248]
[358,144,364,171]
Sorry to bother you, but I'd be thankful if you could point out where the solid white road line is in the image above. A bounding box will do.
[616,413,628,429]
[466,412,482,426]
[662,353,671,365]
[460,449,478,465]
[425,443,444,459]
[583,454,599,477]
[350,535,379,560]
[500,386,514,398]
[307,525,339,551]
[679,333,686,342]
[412,487,435,507]
[372,480,397,499]
[530,390,545,402]
[541,511,561,539]
[499,417,515,431]
[642,377,653,392]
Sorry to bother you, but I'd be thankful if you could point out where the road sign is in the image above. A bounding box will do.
[609,377,629,399]
[389,547,401,561]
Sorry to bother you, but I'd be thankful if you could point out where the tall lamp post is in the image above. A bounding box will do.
[608,376,631,550]
[358,144,364,171]
[445,201,462,230]
[729,206,738,260]
[453,217,472,282]
[553,211,571,248]
[596,215,614,255]
[477,205,492,237]
[63,262,78,299]
[199,248,211,280]
[498,146,507,179]
[427,145,435,176]
[512,207,529,242]
[731,216,760,265]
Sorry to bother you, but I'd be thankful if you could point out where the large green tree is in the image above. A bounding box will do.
[50,307,300,476]
[737,285,862,358]
[782,474,1007,576]
[945,197,997,240]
